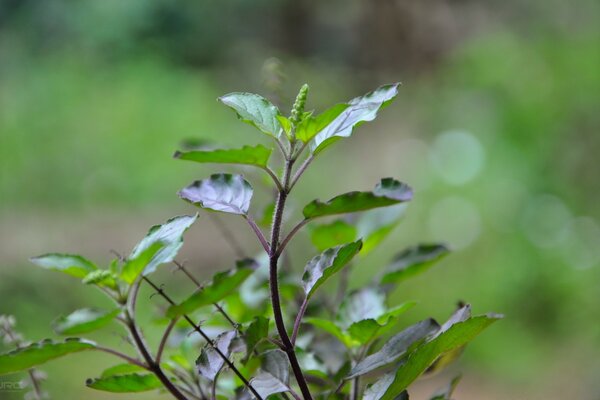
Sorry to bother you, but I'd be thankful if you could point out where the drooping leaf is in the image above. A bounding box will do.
[167,259,257,317]
[219,92,282,137]
[347,301,417,344]
[0,338,96,375]
[86,373,161,393]
[380,244,450,285]
[430,375,462,400]
[295,103,349,143]
[356,204,407,255]
[302,241,362,300]
[30,254,97,279]
[196,330,237,381]
[128,215,198,277]
[337,287,387,329]
[174,145,272,169]
[52,308,120,335]
[179,174,253,215]
[304,318,356,348]
[309,220,357,252]
[100,363,147,378]
[244,316,269,359]
[249,350,291,398]
[303,178,412,219]
[379,313,503,399]
[120,242,164,285]
[310,83,400,154]
[347,319,440,378]
[363,373,408,400]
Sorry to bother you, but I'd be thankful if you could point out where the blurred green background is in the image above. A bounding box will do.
[1,0,599,399]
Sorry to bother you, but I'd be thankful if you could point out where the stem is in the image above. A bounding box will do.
[289,154,314,191]
[276,219,309,258]
[95,345,150,370]
[290,297,308,346]
[142,277,263,400]
[268,158,313,400]
[245,215,271,253]
[350,376,360,400]
[208,213,246,258]
[156,318,178,364]
[262,166,284,191]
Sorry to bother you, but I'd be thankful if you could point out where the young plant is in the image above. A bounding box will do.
[0,83,501,399]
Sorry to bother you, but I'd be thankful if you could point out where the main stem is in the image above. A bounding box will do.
[269,157,313,400]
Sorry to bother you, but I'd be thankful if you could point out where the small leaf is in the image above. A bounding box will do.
[120,242,164,285]
[100,363,147,378]
[348,319,440,378]
[430,375,462,400]
[82,270,118,289]
[86,373,161,392]
[196,330,237,381]
[244,316,269,358]
[363,373,408,400]
[302,241,362,300]
[30,254,97,279]
[379,313,503,399]
[337,287,386,329]
[276,115,292,137]
[295,103,349,143]
[219,92,282,137]
[310,83,400,154]
[380,244,450,285]
[167,259,256,317]
[347,302,417,345]
[129,215,197,277]
[179,174,253,215]
[303,178,412,219]
[174,145,272,169]
[304,318,356,348]
[52,308,120,335]
[356,204,407,255]
[309,220,357,252]
[0,338,96,375]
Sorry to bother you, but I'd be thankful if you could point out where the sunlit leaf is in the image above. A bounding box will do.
[303,178,412,219]
[309,220,357,252]
[167,259,257,317]
[179,174,253,215]
[347,302,417,345]
[302,241,362,300]
[310,83,400,154]
[356,204,407,255]
[219,92,282,137]
[304,318,356,348]
[0,338,96,375]
[174,145,272,169]
[128,214,198,276]
[86,373,161,393]
[380,244,450,285]
[30,254,97,279]
[296,103,348,143]
[379,313,503,399]
[52,308,120,335]
[120,242,164,285]
[100,363,147,378]
[348,319,440,379]
[244,316,269,360]
[81,270,118,289]
[196,330,237,381]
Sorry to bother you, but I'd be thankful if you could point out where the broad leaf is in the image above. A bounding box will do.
[295,103,349,143]
[303,178,412,219]
[244,316,269,359]
[430,375,462,400]
[363,373,408,400]
[348,319,440,378]
[196,330,237,381]
[310,83,400,154]
[304,318,356,348]
[179,174,253,215]
[0,338,96,375]
[380,244,450,285]
[86,373,161,392]
[379,314,503,399]
[219,92,282,137]
[52,308,120,335]
[426,305,471,375]
[302,241,362,300]
[100,363,147,378]
[30,254,96,279]
[337,287,386,329]
[167,259,256,317]
[249,350,291,398]
[128,215,198,276]
[120,242,164,285]
[174,144,272,169]
[356,204,407,255]
[309,220,357,252]
[347,301,417,345]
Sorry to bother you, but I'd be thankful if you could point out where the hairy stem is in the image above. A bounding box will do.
[290,297,308,346]
[245,215,271,253]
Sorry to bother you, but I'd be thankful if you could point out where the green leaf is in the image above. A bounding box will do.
[347,302,417,345]
[310,83,400,154]
[379,313,503,399]
[196,330,237,381]
[244,316,269,358]
[295,103,349,143]
[276,115,293,137]
[30,254,97,279]
[120,242,164,285]
[52,308,120,335]
[128,215,198,276]
[249,350,291,398]
[302,241,362,300]
[356,204,407,255]
[337,287,386,329]
[304,318,356,348]
[81,270,118,289]
[430,375,462,400]
[303,178,412,219]
[167,259,256,317]
[309,220,357,252]
[86,373,161,393]
[0,338,96,375]
[425,305,471,375]
[363,373,408,400]
[179,174,253,215]
[219,92,282,137]
[348,319,440,379]
[174,144,272,169]
[100,363,147,378]
[380,244,450,285]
